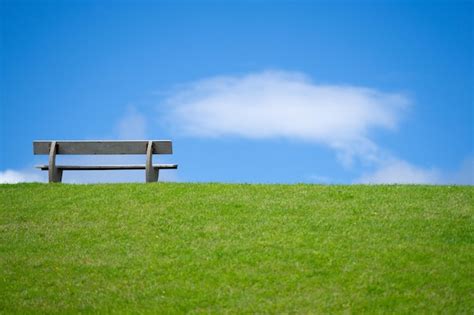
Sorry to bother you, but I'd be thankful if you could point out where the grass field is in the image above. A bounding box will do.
[0,183,473,313]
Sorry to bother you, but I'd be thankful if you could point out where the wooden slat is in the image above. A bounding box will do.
[35,164,178,170]
[33,140,173,155]
[153,164,178,169]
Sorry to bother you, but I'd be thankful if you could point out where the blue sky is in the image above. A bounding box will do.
[0,0,472,184]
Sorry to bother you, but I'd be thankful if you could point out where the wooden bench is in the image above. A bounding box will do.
[33,140,178,183]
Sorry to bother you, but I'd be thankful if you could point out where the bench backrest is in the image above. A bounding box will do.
[33,140,173,155]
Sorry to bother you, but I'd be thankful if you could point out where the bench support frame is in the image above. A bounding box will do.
[146,141,159,182]
[48,141,63,183]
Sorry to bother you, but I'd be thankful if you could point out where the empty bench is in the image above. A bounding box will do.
[33,140,178,183]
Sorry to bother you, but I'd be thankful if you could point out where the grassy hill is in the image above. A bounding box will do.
[1,183,472,313]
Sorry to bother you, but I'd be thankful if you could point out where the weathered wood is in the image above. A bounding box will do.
[36,164,178,170]
[48,141,63,183]
[146,141,159,182]
[33,140,173,155]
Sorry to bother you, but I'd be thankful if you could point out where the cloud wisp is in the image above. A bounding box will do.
[357,159,440,184]
[357,157,474,185]
[164,70,410,166]
[115,106,148,140]
[0,169,44,184]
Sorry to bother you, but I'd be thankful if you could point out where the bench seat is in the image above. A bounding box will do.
[36,164,178,171]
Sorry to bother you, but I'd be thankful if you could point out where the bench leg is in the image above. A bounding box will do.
[145,140,159,183]
[50,169,63,183]
[146,168,159,183]
[48,141,63,183]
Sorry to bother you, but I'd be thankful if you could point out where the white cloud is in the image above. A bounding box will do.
[357,157,473,185]
[161,71,473,185]
[164,70,410,166]
[0,169,44,184]
[357,159,440,184]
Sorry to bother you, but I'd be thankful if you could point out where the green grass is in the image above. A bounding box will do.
[0,183,473,313]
